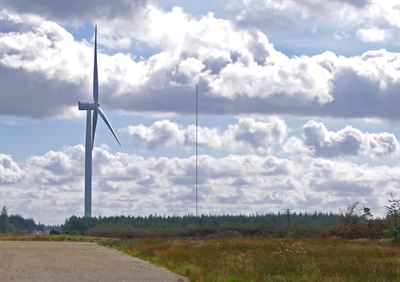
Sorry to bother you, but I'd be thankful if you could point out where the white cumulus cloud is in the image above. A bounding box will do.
[0,8,399,119]
[0,154,24,184]
[303,120,399,158]
[0,145,398,223]
[120,117,287,153]
[356,27,392,43]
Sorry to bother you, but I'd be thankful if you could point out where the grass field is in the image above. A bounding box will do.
[2,234,400,281]
[99,237,400,282]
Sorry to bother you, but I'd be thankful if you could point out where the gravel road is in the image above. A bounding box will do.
[0,241,187,282]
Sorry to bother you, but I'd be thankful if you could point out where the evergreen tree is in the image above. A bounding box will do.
[385,193,400,240]
[0,205,9,233]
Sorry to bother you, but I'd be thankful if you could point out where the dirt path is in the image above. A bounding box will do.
[0,241,187,282]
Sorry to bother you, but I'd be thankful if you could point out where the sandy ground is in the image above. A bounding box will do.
[0,241,187,282]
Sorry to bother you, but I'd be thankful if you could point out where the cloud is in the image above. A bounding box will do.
[2,0,149,24]
[224,117,288,152]
[282,136,313,156]
[303,120,399,158]
[317,181,372,197]
[27,146,84,185]
[121,120,189,150]
[356,27,392,43]
[0,8,399,120]
[0,11,91,118]
[120,117,287,153]
[8,0,398,50]
[0,154,24,184]
[121,117,399,159]
[238,0,371,28]
[0,145,397,223]
[237,0,400,46]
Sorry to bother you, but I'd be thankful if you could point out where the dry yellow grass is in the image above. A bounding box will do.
[100,237,400,282]
[2,234,400,281]
[0,234,97,242]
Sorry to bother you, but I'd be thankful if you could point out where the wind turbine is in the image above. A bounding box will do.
[78,26,121,217]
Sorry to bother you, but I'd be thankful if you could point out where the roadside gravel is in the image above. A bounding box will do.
[0,241,187,282]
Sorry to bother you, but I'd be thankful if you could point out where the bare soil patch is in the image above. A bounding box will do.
[0,241,186,282]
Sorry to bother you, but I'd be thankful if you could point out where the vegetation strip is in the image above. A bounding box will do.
[1,234,400,281]
[99,237,400,281]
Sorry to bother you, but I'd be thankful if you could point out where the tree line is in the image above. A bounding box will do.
[62,212,359,234]
[2,194,400,240]
[0,206,45,233]
[61,198,400,239]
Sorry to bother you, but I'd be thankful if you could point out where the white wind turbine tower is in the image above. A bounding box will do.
[78,26,121,217]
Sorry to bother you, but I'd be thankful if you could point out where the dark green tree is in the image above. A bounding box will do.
[342,202,360,226]
[385,193,400,241]
[0,205,9,233]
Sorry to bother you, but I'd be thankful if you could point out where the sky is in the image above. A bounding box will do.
[0,0,399,224]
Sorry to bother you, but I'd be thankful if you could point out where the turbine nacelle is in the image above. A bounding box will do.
[78,102,98,111]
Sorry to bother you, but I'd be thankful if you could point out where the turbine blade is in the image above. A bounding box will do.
[97,106,121,146]
[93,25,98,105]
[92,109,98,150]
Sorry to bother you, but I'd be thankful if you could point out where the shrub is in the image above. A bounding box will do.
[328,219,391,239]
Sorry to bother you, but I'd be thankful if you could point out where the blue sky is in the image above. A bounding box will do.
[0,0,399,224]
